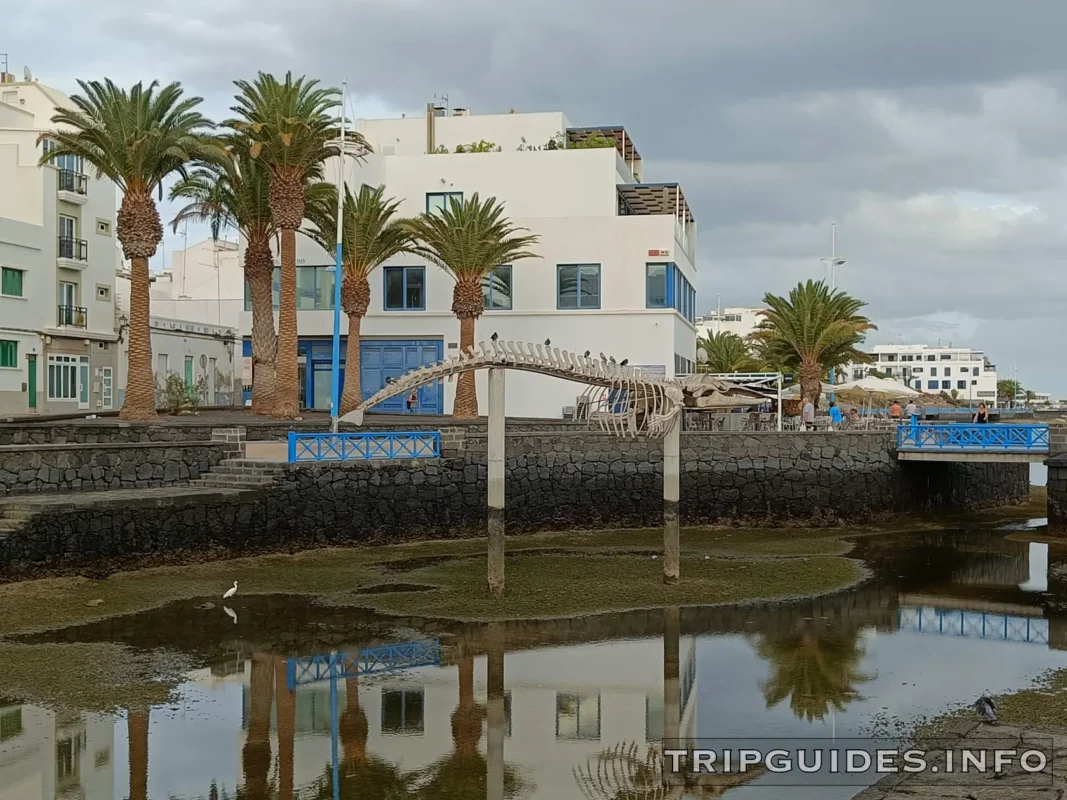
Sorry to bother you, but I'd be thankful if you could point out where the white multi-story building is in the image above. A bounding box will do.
[695,306,765,342]
[151,236,243,329]
[842,344,999,406]
[238,107,698,417]
[0,70,120,416]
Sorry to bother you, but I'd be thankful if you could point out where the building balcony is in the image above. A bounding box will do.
[57,237,88,270]
[57,170,88,205]
[57,305,87,328]
[616,183,696,264]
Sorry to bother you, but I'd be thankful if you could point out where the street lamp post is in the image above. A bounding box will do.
[820,222,846,403]
[329,81,347,434]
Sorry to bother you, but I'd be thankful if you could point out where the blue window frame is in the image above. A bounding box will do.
[659,263,696,323]
[426,192,463,216]
[557,264,601,309]
[927,380,938,390]
[646,263,668,308]
[482,265,512,310]
[383,266,425,310]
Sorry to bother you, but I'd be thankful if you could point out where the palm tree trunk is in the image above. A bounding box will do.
[799,359,822,411]
[454,315,479,419]
[274,228,299,418]
[127,710,149,800]
[121,255,158,421]
[274,656,295,800]
[340,676,368,764]
[339,273,370,416]
[451,655,484,757]
[246,241,277,415]
[242,654,274,800]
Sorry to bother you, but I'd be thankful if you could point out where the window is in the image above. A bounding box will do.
[925,355,936,361]
[957,380,967,390]
[913,367,923,374]
[426,192,463,216]
[59,214,77,240]
[672,268,696,323]
[556,693,600,740]
[927,380,938,390]
[54,153,83,173]
[972,367,979,376]
[941,380,950,390]
[59,281,76,308]
[2,91,17,104]
[940,354,952,360]
[96,284,111,301]
[930,367,937,377]
[646,263,668,308]
[96,219,111,236]
[557,264,601,309]
[883,354,897,362]
[1,267,23,297]
[944,367,951,376]
[0,340,17,368]
[383,266,425,310]
[482,265,513,310]
[381,689,424,735]
[0,708,22,741]
[646,694,665,742]
[47,355,80,401]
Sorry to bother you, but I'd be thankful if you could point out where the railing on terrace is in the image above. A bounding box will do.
[57,169,88,195]
[287,430,441,462]
[897,422,1049,452]
[286,640,442,689]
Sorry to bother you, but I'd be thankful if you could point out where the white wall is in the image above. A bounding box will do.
[358,111,571,156]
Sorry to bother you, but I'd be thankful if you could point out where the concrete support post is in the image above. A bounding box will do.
[486,625,506,800]
[487,368,506,597]
[663,605,682,787]
[663,415,681,584]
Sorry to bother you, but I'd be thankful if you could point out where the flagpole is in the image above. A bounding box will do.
[329,80,346,433]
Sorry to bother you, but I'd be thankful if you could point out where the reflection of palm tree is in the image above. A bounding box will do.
[339,677,369,764]
[275,657,295,800]
[755,628,871,722]
[241,654,274,800]
[411,656,524,799]
[127,710,149,800]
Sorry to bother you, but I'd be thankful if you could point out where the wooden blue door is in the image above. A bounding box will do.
[360,339,443,414]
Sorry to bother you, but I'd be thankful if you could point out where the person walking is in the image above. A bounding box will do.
[828,401,843,431]
[802,399,815,431]
[973,402,989,423]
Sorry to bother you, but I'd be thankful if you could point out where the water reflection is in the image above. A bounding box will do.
[0,527,1065,799]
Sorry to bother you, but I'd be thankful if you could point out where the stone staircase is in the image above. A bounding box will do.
[188,459,286,490]
[0,501,41,537]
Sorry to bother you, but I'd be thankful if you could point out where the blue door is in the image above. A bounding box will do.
[360,339,443,414]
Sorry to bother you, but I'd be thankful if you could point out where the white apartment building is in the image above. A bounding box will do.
[0,71,120,416]
[151,236,243,329]
[842,344,999,406]
[695,306,765,342]
[238,107,698,417]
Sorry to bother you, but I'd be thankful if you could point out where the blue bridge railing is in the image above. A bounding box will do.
[897,423,1049,453]
[288,431,441,462]
[286,639,442,690]
[899,607,1049,646]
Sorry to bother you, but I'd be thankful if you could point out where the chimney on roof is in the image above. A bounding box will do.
[0,73,15,84]
[425,103,435,155]
[453,107,469,116]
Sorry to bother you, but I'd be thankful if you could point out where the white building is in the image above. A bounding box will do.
[151,236,243,329]
[695,306,765,342]
[116,269,241,408]
[841,344,998,406]
[0,70,120,416]
[0,701,115,800]
[238,107,698,417]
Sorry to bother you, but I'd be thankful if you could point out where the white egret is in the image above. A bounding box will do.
[223,606,238,624]
[223,581,238,599]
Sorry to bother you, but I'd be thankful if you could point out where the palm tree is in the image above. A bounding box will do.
[41,79,217,421]
[304,184,416,413]
[755,628,872,723]
[696,331,759,373]
[170,144,333,414]
[241,654,274,800]
[127,709,149,800]
[749,280,874,409]
[227,72,369,418]
[998,379,1022,406]
[405,194,539,418]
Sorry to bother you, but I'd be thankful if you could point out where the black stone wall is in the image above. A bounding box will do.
[1048,455,1067,534]
[0,431,1030,578]
[0,443,229,494]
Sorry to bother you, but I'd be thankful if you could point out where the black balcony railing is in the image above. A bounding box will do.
[57,169,88,195]
[57,305,87,328]
[58,237,88,261]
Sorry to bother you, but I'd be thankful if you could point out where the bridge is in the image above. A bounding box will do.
[896,422,1049,462]
[898,605,1051,646]
[285,639,442,690]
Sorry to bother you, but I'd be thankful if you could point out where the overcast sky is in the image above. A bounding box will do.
[10,0,1066,395]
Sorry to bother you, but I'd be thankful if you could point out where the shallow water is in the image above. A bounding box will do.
[2,525,1066,799]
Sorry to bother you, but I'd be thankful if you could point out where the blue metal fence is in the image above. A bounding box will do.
[897,423,1049,452]
[286,639,442,690]
[899,607,1049,646]
[288,431,441,462]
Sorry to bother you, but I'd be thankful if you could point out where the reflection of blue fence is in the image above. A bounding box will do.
[897,423,1049,453]
[287,431,441,462]
[899,607,1048,646]
[286,639,442,690]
